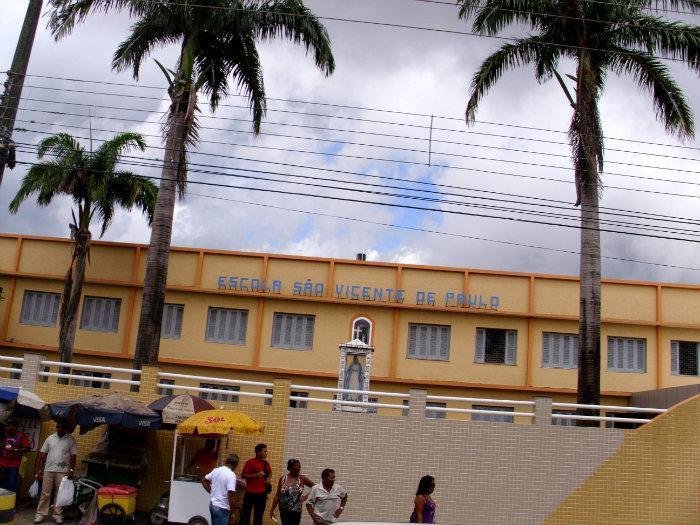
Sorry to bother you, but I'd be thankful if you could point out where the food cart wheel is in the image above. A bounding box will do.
[99,503,126,525]
[187,517,208,525]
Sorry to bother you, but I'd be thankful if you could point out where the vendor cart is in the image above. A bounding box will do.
[166,410,264,525]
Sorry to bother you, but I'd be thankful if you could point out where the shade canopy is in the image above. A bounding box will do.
[49,392,162,433]
[177,409,264,436]
[0,386,48,420]
[148,394,214,425]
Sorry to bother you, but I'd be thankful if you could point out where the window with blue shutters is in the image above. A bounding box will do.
[161,304,184,339]
[542,332,578,369]
[271,313,314,350]
[472,405,514,423]
[607,337,646,373]
[20,290,61,326]
[205,307,248,345]
[80,296,121,332]
[475,328,517,365]
[407,323,450,361]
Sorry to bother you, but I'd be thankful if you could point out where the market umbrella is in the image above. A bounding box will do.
[49,392,163,434]
[177,410,264,436]
[0,386,48,420]
[148,394,214,425]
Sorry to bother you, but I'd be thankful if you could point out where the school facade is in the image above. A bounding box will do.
[2,231,700,407]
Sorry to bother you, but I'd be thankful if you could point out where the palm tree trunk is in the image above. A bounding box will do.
[133,88,190,369]
[575,52,602,425]
[57,226,90,382]
[0,0,43,188]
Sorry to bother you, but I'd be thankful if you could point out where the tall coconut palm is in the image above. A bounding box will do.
[458,0,700,417]
[9,132,157,366]
[48,0,335,369]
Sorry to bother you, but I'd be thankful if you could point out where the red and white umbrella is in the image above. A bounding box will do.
[148,394,215,425]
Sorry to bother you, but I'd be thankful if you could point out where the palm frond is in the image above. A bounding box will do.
[93,132,147,175]
[9,161,69,212]
[460,0,560,35]
[466,36,553,123]
[639,0,700,14]
[48,0,153,40]
[607,47,694,139]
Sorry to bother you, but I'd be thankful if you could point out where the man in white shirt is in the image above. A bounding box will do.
[202,453,239,525]
[306,468,348,525]
[33,420,77,524]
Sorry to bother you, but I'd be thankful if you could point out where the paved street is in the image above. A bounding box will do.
[11,508,149,525]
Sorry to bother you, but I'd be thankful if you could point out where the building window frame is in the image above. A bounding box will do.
[205,307,248,345]
[671,340,699,376]
[70,370,111,390]
[158,379,175,396]
[475,328,517,365]
[471,405,514,423]
[20,290,61,327]
[80,296,121,333]
[551,410,577,427]
[406,323,450,361]
[426,401,446,419]
[607,336,646,373]
[161,304,184,340]
[542,332,578,369]
[199,383,239,403]
[271,313,315,350]
[289,391,308,409]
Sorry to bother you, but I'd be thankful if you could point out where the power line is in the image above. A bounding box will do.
[8,72,700,152]
[185,191,700,272]
[9,97,700,166]
[14,123,700,225]
[12,112,700,195]
[14,123,700,203]
[41,0,700,65]
[13,152,700,243]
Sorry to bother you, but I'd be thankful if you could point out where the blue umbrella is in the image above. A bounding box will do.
[0,386,47,420]
[49,392,162,433]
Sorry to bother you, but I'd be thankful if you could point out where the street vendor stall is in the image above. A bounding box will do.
[165,410,264,525]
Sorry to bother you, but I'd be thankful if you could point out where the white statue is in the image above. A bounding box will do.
[343,355,365,401]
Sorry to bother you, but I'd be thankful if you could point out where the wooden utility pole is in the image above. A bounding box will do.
[0,0,44,188]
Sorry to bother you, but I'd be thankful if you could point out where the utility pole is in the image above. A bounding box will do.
[0,0,44,189]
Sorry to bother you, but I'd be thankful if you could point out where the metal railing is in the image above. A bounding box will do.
[40,360,141,386]
[289,384,408,411]
[0,355,23,375]
[157,371,274,401]
[425,394,536,419]
[551,402,666,425]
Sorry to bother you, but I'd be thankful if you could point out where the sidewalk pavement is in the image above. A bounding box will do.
[12,508,149,524]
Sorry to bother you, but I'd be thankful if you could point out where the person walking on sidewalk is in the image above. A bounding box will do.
[269,459,315,525]
[240,444,272,525]
[306,468,348,525]
[0,417,31,494]
[409,475,436,523]
[202,454,239,525]
[33,420,77,524]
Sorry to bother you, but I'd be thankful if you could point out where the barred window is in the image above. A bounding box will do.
[9,363,22,380]
[671,341,699,376]
[426,402,446,419]
[264,388,273,406]
[542,332,578,369]
[80,296,121,332]
[552,410,576,427]
[158,379,175,396]
[205,307,248,345]
[407,323,450,361]
[402,399,409,417]
[200,383,239,403]
[607,337,646,373]
[161,304,184,339]
[475,328,516,365]
[471,405,514,423]
[290,391,308,409]
[20,291,61,326]
[70,370,111,390]
[367,397,378,414]
[271,313,314,350]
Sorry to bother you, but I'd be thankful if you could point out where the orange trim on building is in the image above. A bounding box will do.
[195,251,204,288]
[326,261,335,298]
[656,285,663,389]
[526,276,535,387]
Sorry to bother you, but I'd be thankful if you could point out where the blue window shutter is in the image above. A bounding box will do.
[542,333,551,367]
[505,330,517,365]
[607,337,616,370]
[408,324,417,357]
[475,329,485,363]
[439,326,450,360]
[671,341,679,375]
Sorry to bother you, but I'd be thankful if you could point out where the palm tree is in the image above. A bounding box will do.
[9,132,157,367]
[458,0,700,418]
[48,0,335,368]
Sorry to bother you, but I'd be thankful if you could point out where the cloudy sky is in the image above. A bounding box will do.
[2,0,700,284]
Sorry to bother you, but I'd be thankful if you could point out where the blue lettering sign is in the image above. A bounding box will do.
[351,286,360,299]
[416,291,425,305]
[251,278,260,291]
[315,283,324,296]
[490,296,499,310]
[396,289,405,303]
[240,277,249,291]
[445,292,454,306]
[272,280,282,293]
[427,292,436,306]
[373,288,383,301]
[362,287,371,300]
[218,276,225,289]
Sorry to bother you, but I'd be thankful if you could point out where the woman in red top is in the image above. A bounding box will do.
[0,418,31,494]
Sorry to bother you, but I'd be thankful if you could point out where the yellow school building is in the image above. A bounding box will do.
[2,231,700,410]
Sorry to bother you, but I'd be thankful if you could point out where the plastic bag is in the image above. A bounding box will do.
[55,477,75,508]
[28,479,40,499]
[79,492,98,525]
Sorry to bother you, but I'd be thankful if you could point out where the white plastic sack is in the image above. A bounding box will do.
[28,479,40,499]
[55,477,75,508]
[79,492,98,525]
